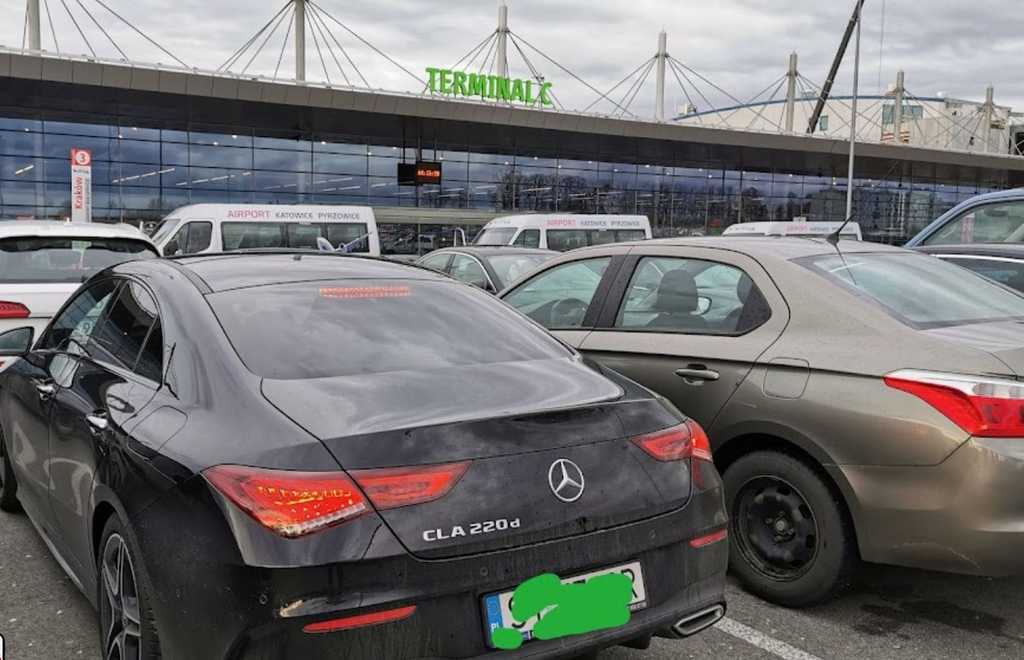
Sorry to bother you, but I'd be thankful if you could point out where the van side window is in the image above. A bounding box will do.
[222,223,286,250]
[513,230,541,248]
[546,230,589,252]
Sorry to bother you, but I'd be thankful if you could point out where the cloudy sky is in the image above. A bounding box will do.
[3,0,1021,116]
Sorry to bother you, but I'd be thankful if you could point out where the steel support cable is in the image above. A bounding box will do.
[722,73,787,124]
[242,5,291,76]
[668,58,726,126]
[58,0,96,57]
[479,33,499,76]
[273,11,294,79]
[509,31,635,117]
[308,6,332,85]
[89,0,188,67]
[668,57,744,107]
[464,33,497,74]
[307,6,351,86]
[455,32,497,72]
[584,57,656,113]
[744,78,789,131]
[219,1,293,71]
[75,0,127,60]
[508,34,565,110]
[666,58,704,125]
[616,57,656,118]
[309,4,368,87]
[310,0,425,86]
[42,0,60,52]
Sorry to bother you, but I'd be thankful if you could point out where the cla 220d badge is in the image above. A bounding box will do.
[548,459,585,503]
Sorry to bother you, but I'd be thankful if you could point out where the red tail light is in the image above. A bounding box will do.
[0,301,30,319]
[302,605,417,634]
[204,465,369,538]
[690,528,728,548]
[885,370,1024,438]
[632,420,713,462]
[351,462,469,510]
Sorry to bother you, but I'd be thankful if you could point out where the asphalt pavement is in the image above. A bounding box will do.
[2,508,1023,660]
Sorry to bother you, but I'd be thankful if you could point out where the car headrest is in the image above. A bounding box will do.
[651,268,699,314]
[736,274,753,301]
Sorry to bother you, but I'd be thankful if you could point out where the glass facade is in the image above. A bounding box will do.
[0,111,1010,244]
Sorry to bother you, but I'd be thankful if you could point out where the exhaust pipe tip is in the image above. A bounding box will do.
[671,603,726,638]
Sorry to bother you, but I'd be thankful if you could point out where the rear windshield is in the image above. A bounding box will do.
[0,237,157,284]
[208,279,571,379]
[473,227,517,246]
[798,252,1024,329]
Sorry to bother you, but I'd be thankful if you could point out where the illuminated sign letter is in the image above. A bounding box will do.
[510,78,525,103]
[440,69,453,94]
[452,70,468,96]
[426,67,440,92]
[468,73,487,98]
[497,76,512,101]
[540,82,554,107]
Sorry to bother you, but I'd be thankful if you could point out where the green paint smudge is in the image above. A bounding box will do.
[493,572,634,650]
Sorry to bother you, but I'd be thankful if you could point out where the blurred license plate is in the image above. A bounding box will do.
[482,561,647,647]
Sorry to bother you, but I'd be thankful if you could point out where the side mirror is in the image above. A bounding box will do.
[696,296,712,315]
[0,327,35,356]
[164,240,180,256]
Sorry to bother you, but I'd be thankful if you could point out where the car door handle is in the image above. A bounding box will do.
[85,411,109,434]
[34,381,56,400]
[675,366,720,383]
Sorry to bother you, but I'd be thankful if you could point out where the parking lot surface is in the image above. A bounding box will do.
[3,509,1023,660]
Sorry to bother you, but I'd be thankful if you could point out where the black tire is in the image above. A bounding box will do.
[723,450,857,607]
[97,515,162,660]
[0,427,22,513]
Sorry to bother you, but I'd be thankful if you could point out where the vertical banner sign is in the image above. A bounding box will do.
[70,148,93,223]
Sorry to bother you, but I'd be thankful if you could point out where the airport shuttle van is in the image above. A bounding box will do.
[472,214,652,251]
[151,204,380,256]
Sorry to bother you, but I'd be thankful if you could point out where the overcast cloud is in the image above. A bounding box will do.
[2,0,1021,116]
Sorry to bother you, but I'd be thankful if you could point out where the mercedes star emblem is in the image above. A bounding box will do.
[548,458,585,503]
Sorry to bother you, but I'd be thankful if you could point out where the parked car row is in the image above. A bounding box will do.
[3,189,1024,658]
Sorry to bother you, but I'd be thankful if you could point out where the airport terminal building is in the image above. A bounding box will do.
[2,47,1024,250]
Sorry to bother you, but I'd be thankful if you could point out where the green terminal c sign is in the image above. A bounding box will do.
[426,68,554,107]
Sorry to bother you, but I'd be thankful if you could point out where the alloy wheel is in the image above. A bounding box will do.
[101,533,142,660]
[733,476,820,581]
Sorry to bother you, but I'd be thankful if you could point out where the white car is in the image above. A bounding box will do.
[0,221,159,342]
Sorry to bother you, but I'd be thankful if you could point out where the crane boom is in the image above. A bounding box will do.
[807,0,866,134]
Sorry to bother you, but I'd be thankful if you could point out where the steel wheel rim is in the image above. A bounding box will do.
[102,533,142,660]
[733,475,820,581]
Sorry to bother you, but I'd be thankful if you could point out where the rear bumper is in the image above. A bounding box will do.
[135,479,728,659]
[834,437,1024,576]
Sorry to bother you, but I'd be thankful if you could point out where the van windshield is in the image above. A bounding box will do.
[474,227,517,246]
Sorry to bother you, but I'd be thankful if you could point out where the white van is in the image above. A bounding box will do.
[472,214,652,252]
[723,221,863,241]
[151,204,380,256]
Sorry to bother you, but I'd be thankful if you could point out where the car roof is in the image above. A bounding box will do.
[168,251,450,293]
[566,236,909,261]
[0,220,152,242]
[915,243,1024,258]
[424,247,558,258]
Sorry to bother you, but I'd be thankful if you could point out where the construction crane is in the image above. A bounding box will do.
[807,0,866,134]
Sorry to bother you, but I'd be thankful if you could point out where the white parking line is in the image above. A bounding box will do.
[715,617,825,660]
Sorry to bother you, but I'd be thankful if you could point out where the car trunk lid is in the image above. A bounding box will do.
[923,320,1024,377]
[261,358,691,558]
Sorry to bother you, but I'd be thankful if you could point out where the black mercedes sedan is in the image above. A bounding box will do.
[0,252,727,659]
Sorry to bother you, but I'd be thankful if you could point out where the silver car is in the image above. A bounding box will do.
[500,237,1024,606]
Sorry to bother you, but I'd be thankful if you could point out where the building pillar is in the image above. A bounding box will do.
[655,31,667,122]
[26,0,41,50]
[983,85,995,153]
[496,3,509,79]
[295,0,306,82]
[784,52,798,134]
[893,70,905,144]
